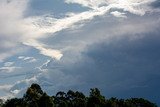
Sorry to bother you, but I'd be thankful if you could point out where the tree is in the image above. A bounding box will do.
[0,83,157,107]
[106,97,119,107]
[73,91,86,107]
[54,91,68,107]
[38,93,54,107]
[24,83,43,102]
[66,90,86,107]
[3,98,27,107]
[125,98,157,107]
[23,83,44,107]
[87,88,106,107]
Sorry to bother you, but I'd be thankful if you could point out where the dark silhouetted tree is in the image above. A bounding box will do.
[87,88,106,107]
[38,93,54,107]
[1,83,157,107]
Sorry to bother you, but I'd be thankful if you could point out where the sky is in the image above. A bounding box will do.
[0,0,160,105]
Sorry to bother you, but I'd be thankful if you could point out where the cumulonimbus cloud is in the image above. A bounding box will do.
[0,0,159,99]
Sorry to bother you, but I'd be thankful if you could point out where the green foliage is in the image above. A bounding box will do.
[24,83,43,102]
[1,83,157,107]
[124,98,157,107]
[87,88,106,107]
[38,93,54,107]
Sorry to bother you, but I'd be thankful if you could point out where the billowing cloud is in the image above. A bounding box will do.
[20,0,158,61]
[35,26,160,103]
[0,0,157,62]
[0,0,30,62]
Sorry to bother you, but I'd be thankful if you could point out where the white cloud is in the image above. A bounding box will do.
[65,0,156,15]
[19,0,157,62]
[18,56,25,59]
[0,0,157,62]
[18,56,37,63]
[110,11,127,18]
[0,84,14,100]
[11,89,21,95]
[0,0,30,62]
[4,62,14,67]
[31,0,157,36]
[28,59,37,63]
[0,61,21,73]
[0,66,21,73]
[16,76,38,85]
[23,40,63,60]
[0,75,38,100]
[0,84,12,91]
[28,8,110,34]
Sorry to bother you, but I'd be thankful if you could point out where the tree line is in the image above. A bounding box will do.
[0,83,157,107]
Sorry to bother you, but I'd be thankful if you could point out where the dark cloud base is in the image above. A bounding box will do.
[43,31,160,105]
[82,33,160,104]
[151,0,160,8]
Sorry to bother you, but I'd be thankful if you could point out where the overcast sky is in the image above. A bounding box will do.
[0,0,160,105]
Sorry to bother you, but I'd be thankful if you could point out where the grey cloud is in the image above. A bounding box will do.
[31,13,160,104]
[151,0,160,8]
[40,31,160,104]
[5,12,160,104]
